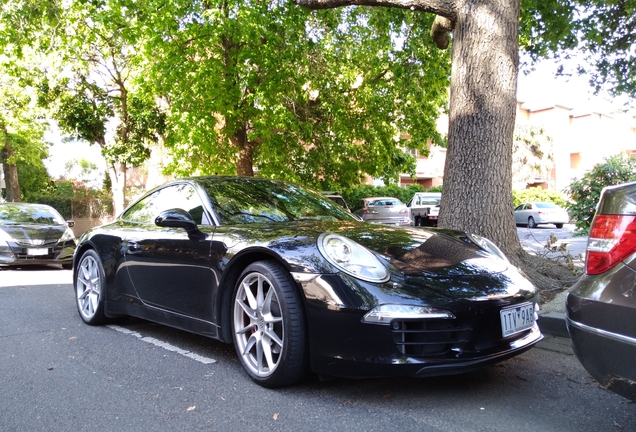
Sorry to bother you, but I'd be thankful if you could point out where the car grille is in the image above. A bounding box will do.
[15,239,58,246]
[390,309,526,357]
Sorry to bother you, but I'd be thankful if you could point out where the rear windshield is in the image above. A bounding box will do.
[535,202,559,209]
[368,199,403,207]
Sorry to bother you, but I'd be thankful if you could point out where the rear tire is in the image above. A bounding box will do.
[528,217,537,229]
[555,223,564,229]
[232,261,308,388]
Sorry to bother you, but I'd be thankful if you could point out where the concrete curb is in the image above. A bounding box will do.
[537,311,569,338]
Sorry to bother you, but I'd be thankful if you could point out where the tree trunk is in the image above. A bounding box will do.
[438,0,524,260]
[108,161,127,216]
[1,127,21,202]
[231,126,257,176]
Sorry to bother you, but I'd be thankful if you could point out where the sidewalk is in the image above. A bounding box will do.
[538,290,570,338]
[516,224,587,339]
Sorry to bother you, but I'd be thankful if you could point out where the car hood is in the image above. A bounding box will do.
[0,224,66,244]
[223,221,507,277]
[327,224,508,277]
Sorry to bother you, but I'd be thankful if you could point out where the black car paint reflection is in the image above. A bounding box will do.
[73,177,542,387]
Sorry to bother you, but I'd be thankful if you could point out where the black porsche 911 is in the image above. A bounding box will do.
[73,177,542,387]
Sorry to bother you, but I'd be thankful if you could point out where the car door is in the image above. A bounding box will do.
[121,183,216,320]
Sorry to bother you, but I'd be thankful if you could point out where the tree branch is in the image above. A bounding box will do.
[292,0,456,21]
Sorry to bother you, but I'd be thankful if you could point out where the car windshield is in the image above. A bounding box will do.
[0,204,66,225]
[535,202,559,209]
[420,198,441,205]
[199,178,359,225]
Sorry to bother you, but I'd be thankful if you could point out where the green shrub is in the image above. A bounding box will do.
[512,187,568,208]
[33,179,113,219]
[566,154,636,234]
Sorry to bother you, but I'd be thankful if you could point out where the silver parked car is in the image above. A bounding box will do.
[354,197,411,226]
[514,202,569,228]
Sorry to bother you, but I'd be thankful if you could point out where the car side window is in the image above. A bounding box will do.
[514,204,523,211]
[122,184,207,225]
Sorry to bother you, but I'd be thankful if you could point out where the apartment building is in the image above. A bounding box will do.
[396,102,636,191]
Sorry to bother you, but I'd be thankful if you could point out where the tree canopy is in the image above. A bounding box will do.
[520,0,636,101]
[134,0,450,190]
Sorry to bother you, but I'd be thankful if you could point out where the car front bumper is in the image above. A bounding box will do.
[295,272,543,379]
[0,242,75,267]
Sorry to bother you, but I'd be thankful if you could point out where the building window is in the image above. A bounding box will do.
[570,153,581,169]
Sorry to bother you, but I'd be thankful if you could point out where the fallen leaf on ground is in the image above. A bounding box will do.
[273,413,279,421]
[187,406,196,412]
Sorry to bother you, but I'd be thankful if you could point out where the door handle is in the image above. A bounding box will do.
[127,241,141,254]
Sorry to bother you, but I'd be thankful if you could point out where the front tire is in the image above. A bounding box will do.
[232,261,308,388]
[555,223,564,229]
[74,249,108,325]
[528,216,537,228]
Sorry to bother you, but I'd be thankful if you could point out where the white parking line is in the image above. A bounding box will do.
[107,325,217,365]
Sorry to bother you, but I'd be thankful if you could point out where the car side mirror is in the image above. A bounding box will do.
[67,220,75,227]
[155,208,205,240]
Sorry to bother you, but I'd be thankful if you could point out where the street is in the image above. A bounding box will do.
[1,267,634,432]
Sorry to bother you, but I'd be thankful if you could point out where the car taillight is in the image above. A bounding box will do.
[586,214,636,275]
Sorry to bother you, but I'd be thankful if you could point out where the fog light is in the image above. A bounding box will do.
[362,304,455,325]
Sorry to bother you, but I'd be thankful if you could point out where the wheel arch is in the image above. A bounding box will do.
[72,242,96,283]
[216,249,301,343]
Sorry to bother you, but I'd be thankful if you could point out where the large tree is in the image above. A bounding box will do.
[0,65,49,202]
[40,3,165,216]
[295,0,525,254]
[136,1,450,190]
[2,0,165,215]
[290,0,584,291]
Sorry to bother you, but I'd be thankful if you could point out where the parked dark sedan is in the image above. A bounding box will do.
[0,202,76,269]
[73,177,542,387]
[567,181,636,401]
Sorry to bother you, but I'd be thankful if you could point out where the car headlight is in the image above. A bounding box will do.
[0,229,13,252]
[317,233,389,283]
[362,304,455,325]
[0,228,13,243]
[467,233,509,263]
[59,228,76,243]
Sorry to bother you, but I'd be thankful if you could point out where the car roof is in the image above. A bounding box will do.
[363,196,399,200]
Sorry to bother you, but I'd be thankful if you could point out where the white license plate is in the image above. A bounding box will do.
[500,303,535,337]
[27,248,48,256]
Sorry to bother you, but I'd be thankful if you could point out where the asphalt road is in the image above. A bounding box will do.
[1,267,634,432]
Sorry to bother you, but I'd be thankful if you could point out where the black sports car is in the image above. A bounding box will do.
[73,177,542,387]
[0,202,76,269]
